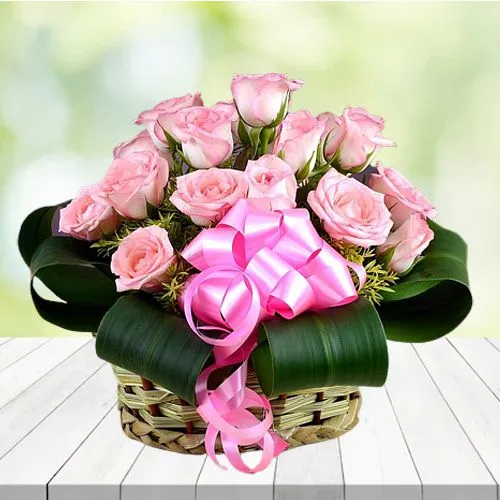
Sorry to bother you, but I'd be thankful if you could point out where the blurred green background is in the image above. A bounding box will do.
[0,2,498,337]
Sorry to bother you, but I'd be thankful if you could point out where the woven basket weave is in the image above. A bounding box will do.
[112,365,361,454]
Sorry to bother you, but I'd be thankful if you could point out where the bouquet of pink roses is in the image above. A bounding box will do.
[19,73,471,473]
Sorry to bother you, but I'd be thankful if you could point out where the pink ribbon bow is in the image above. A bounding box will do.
[182,199,365,473]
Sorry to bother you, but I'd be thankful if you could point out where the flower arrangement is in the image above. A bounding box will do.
[19,73,472,473]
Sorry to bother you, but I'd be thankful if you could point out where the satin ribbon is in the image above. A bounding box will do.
[182,199,365,473]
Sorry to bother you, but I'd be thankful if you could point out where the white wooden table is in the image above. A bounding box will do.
[0,337,499,500]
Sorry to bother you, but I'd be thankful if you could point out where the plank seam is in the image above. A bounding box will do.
[119,441,147,497]
[0,356,106,461]
[412,343,498,491]
[0,338,93,411]
[337,438,346,500]
[194,455,208,500]
[46,403,117,499]
[448,338,500,404]
[0,337,52,374]
[384,384,423,499]
[486,338,500,354]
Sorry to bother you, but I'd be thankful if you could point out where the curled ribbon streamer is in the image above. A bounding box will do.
[181,199,366,473]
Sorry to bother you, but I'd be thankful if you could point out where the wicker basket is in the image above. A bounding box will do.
[112,365,361,454]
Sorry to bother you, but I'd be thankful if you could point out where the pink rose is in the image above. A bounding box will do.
[59,185,119,241]
[170,168,248,226]
[100,151,170,219]
[231,73,303,127]
[111,226,176,293]
[135,93,203,148]
[163,105,233,169]
[213,100,239,140]
[307,169,392,247]
[273,110,324,177]
[318,107,394,171]
[244,154,297,211]
[113,130,157,158]
[369,163,437,228]
[377,214,434,273]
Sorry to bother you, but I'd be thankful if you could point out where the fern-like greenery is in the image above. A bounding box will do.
[154,259,193,314]
[330,241,398,305]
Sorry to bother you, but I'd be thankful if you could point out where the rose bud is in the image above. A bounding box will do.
[99,150,170,219]
[369,162,437,228]
[170,167,248,226]
[318,107,394,172]
[244,154,297,211]
[377,214,434,273]
[273,110,324,179]
[59,185,119,241]
[165,105,234,169]
[136,93,203,148]
[307,169,392,248]
[231,73,303,128]
[111,226,176,293]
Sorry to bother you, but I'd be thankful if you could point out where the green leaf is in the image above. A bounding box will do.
[18,201,68,266]
[30,237,118,332]
[252,297,388,397]
[380,221,472,342]
[95,294,212,405]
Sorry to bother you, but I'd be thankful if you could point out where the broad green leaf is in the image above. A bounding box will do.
[252,297,388,397]
[18,201,68,266]
[380,221,472,342]
[30,236,118,332]
[96,294,212,405]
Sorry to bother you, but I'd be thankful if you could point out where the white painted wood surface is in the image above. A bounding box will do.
[0,337,499,500]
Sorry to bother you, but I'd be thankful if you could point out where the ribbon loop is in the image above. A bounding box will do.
[181,199,364,473]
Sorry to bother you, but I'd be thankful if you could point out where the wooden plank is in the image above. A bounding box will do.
[340,387,421,500]
[0,364,117,500]
[0,337,49,371]
[450,338,500,398]
[0,338,11,347]
[274,439,344,500]
[488,338,500,352]
[49,409,144,500]
[197,451,276,500]
[0,340,104,460]
[121,445,206,500]
[386,341,496,500]
[415,339,500,487]
[0,337,89,408]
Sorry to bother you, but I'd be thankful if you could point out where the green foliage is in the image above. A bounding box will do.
[154,260,193,314]
[330,241,399,305]
[92,202,202,258]
[253,297,388,396]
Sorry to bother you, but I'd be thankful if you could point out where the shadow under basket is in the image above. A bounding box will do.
[112,365,361,455]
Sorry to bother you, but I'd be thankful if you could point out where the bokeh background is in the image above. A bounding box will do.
[0,1,498,337]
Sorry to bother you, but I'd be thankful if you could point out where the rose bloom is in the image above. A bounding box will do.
[318,107,394,171]
[111,226,176,293]
[170,168,248,226]
[113,130,157,158]
[231,73,303,127]
[273,110,324,177]
[163,105,234,169]
[213,100,239,140]
[136,93,203,147]
[377,214,434,273]
[59,185,119,241]
[369,162,437,228]
[244,154,297,211]
[99,151,170,219]
[307,169,392,247]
